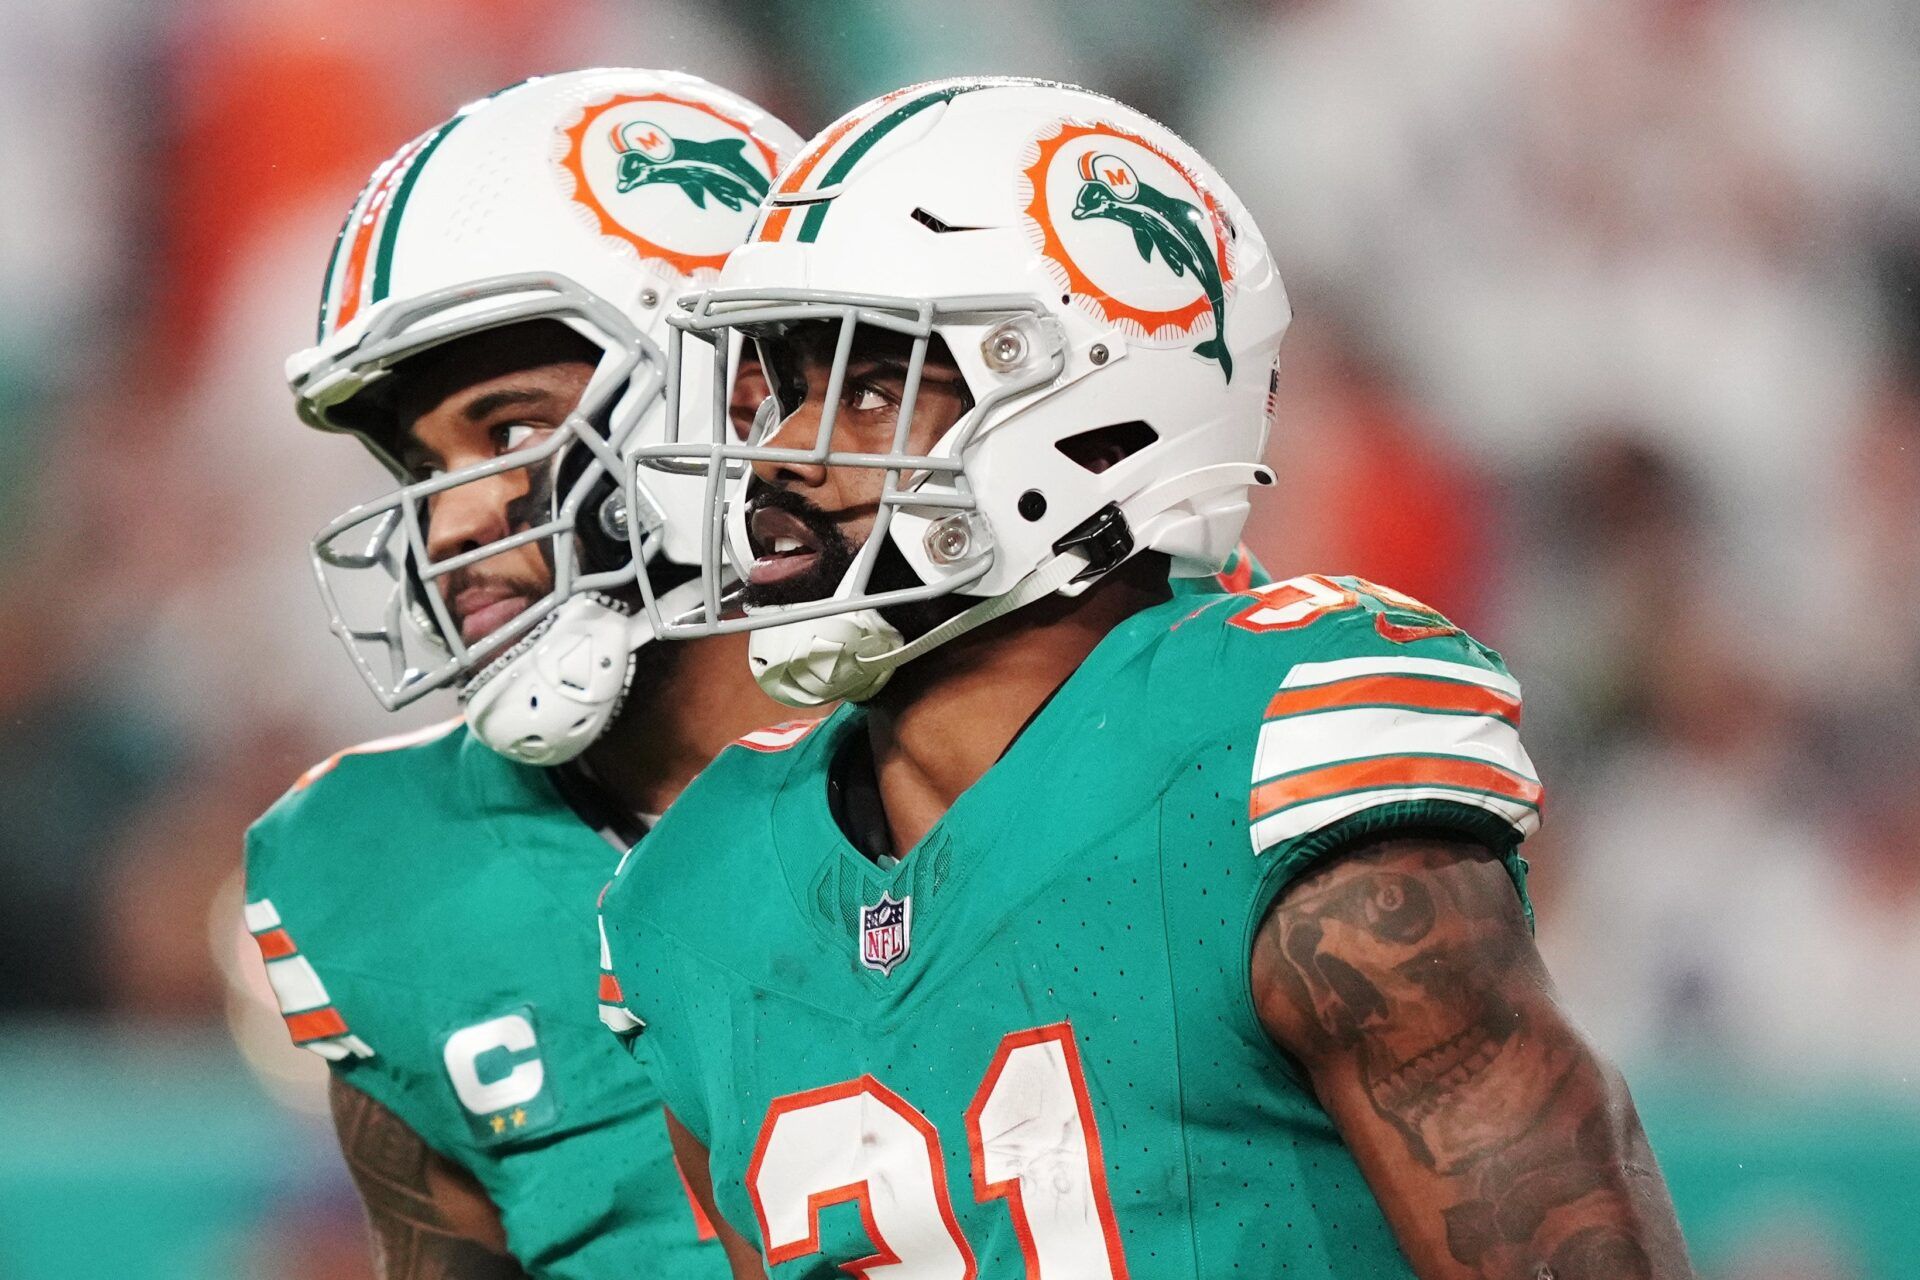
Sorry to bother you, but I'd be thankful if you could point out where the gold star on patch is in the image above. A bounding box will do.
[490,1114,507,1134]
[511,1107,528,1128]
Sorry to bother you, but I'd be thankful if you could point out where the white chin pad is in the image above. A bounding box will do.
[464,596,638,766]
[746,610,904,708]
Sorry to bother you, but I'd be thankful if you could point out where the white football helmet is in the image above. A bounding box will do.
[630,77,1290,706]
[287,68,798,762]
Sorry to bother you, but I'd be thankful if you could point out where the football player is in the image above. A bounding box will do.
[243,70,805,1278]
[244,69,1270,1279]
[599,79,1694,1278]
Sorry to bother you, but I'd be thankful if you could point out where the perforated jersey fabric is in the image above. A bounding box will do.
[246,722,724,1278]
[600,574,1537,1277]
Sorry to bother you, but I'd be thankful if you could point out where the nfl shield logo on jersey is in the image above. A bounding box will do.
[860,892,912,976]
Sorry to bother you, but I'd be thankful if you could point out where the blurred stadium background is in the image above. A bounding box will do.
[4,0,1918,1275]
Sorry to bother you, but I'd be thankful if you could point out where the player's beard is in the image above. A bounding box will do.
[740,483,858,609]
[435,561,553,648]
[739,482,968,642]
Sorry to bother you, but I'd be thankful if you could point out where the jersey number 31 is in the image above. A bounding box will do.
[747,1021,1129,1278]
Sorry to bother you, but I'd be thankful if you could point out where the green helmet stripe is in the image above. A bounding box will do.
[319,79,538,338]
[369,116,461,307]
[796,84,979,244]
[314,202,355,342]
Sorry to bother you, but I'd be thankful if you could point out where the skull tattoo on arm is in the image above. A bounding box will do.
[1250,838,1693,1280]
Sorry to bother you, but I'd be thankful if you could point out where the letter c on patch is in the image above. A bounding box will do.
[444,1014,545,1115]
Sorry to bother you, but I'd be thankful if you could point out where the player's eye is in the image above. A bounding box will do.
[846,383,889,414]
[494,422,549,456]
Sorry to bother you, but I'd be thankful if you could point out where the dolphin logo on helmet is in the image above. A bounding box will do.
[630,78,1288,710]
[609,119,772,213]
[1071,151,1232,381]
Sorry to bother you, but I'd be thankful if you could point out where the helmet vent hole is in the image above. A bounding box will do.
[1055,420,1158,475]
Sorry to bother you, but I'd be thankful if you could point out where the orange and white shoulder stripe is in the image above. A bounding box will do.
[1248,655,1541,855]
[243,899,373,1062]
[733,720,820,754]
[596,915,643,1035]
[295,717,464,790]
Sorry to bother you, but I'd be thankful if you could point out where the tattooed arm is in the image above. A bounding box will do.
[328,1076,529,1280]
[1250,837,1692,1280]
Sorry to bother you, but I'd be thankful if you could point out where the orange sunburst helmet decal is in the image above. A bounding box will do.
[1020,120,1234,341]
[557,92,783,277]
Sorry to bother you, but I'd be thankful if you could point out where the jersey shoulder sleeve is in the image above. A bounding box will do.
[1156,574,1541,868]
[595,715,829,1143]
[607,715,826,920]
[242,719,467,1063]
[597,849,713,1143]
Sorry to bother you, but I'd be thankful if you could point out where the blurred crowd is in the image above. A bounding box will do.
[2,0,1917,1275]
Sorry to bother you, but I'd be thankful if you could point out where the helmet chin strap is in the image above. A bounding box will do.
[747,549,1093,708]
[463,577,709,766]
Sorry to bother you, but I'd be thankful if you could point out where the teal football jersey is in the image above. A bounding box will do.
[600,575,1539,1278]
[245,720,723,1278]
